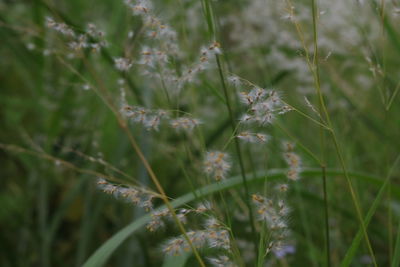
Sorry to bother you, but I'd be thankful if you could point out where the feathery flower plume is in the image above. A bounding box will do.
[208,255,236,267]
[195,201,212,213]
[46,17,75,37]
[252,193,291,256]
[238,86,291,126]
[46,17,107,53]
[147,209,168,232]
[96,178,156,211]
[120,104,169,131]
[114,57,133,71]
[282,141,302,181]
[203,151,231,181]
[178,41,222,88]
[237,132,269,144]
[170,117,202,132]
[276,183,289,193]
[227,75,242,88]
[162,237,188,256]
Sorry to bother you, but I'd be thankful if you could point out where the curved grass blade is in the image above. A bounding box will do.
[340,174,389,267]
[393,221,400,267]
[341,155,400,267]
[83,168,397,267]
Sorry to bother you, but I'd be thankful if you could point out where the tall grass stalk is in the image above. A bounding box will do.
[57,48,207,265]
[309,0,376,265]
[310,1,331,266]
[201,0,259,258]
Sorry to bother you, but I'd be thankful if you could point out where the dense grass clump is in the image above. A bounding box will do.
[1,0,400,266]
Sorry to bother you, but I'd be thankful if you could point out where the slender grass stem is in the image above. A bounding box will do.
[310,2,331,266]
[200,0,259,259]
[285,0,378,264]
[215,55,259,255]
[321,165,331,267]
[120,121,206,267]
[294,182,319,266]
[76,54,207,267]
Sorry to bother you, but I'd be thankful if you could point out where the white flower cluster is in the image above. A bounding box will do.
[170,117,202,132]
[228,75,292,131]
[203,151,231,181]
[124,0,178,54]
[127,0,177,43]
[252,194,291,255]
[143,202,231,258]
[251,142,302,257]
[226,0,380,89]
[237,132,269,144]
[208,255,236,267]
[114,58,133,71]
[282,142,302,181]
[120,102,202,133]
[97,178,155,211]
[120,105,169,131]
[146,202,212,232]
[146,208,169,232]
[123,1,221,95]
[137,47,168,69]
[46,17,107,53]
[238,87,291,126]
[162,217,231,255]
[179,42,222,87]
[228,76,291,146]
[45,17,75,37]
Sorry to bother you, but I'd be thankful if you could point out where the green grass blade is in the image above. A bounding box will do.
[390,155,400,267]
[340,174,389,267]
[393,222,400,267]
[341,155,400,267]
[83,169,394,267]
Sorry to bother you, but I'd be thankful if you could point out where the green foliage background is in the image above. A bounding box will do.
[1,0,400,266]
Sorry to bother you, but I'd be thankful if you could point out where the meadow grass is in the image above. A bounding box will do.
[1,0,400,266]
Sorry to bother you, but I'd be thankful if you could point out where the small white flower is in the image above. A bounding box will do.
[162,237,186,256]
[237,132,269,144]
[208,255,235,267]
[170,117,201,132]
[239,114,254,123]
[26,43,35,51]
[227,75,241,87]
[130,0,153,16]
[195,201,212,213]
[114,57,132,71]
[203,151,231,181]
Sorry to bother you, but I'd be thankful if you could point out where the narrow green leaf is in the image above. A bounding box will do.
[341,156,400,267]
[340,174,389,267]
[392,221,400,267]
[83,169,397,267]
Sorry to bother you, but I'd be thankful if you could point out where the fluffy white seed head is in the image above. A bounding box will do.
[170,117,202,132]
[282,142,302,181]
[114,57,133,71]
[96,178,155,210]
[208,255,235,267]
[162,237,187,256]
[237,132,269,144]
[227,75,242,88]
[203,151,231,181]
